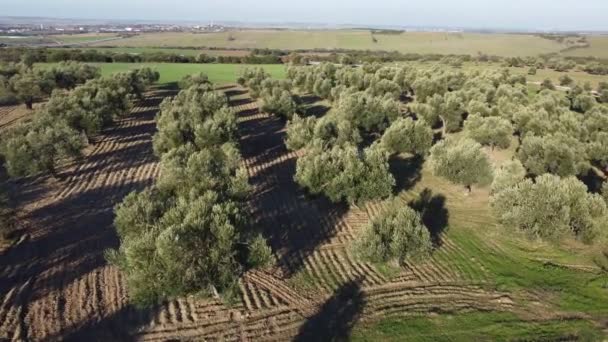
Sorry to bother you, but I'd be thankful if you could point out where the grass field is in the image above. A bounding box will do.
[90,30,576,57]
[352,312,604,341]
[563,35,608,58]
[40,62,286,84]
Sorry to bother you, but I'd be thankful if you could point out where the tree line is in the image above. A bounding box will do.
[0,65,159,178]
[0,59,100,107]
[240,62,608,266]
[107,75,272,306]
[0,48,284,66]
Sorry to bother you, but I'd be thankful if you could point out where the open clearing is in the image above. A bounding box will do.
[1,83,606,340]
[89,30,585,57]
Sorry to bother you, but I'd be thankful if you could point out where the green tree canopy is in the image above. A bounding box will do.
[354,199,432,265]
[464,114,514,149]
[518,133,589,177]
[295,144,394,204]
[380,117,433,156]
[491,174,606,242]
[429,137,493,192]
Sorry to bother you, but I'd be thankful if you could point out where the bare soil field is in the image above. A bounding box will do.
[0,105,31,132]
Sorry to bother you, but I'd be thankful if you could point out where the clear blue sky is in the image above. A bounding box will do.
[4,0,607,31]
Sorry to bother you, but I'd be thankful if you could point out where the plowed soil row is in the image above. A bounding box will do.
[0,91,169,341]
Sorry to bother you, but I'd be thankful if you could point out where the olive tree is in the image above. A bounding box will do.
[464,114,514,150]
[10,70,54,109]
[429,137,493,192]
[179,72,212,89]
[354,199,432,265]
[518,133,589,177]
[295,144,394,204]
[380,117,433,156]
[285,114,316,151]
[260,87,297,119]
[491,174,606,242]
[491,159,526,194]
[0,118,84,178]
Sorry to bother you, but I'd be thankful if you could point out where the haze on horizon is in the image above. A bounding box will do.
[3,0,608,31]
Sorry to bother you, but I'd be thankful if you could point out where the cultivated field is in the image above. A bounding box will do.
[1,83,605,340]
[89,30,586,57]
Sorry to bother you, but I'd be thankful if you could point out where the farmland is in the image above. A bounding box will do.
[1,71,607,340]
[1,18,608,339]
[86,30,608,57]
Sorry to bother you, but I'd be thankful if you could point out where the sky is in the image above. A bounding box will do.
[3,0,607,31]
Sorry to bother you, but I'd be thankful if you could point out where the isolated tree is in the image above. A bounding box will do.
[380,117,433,156]
[528,67,537,75]
[354,199,432,265]
[285,114,316,151]
[518,133,589,177]
[491,159,526,195]
[491,174,606,242]
[464,114,514,149]
[429,137,493,192]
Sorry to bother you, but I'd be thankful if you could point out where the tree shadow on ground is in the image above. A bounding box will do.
[297,94,322,106]
[410,188,449,247]
[579,168,606,194]
[236,99,349,278]
[389,155,423,194]
[301,104,330,118]
[294,279,365,342]
[44,303,162,342]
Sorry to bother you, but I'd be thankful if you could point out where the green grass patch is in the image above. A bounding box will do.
[448,228,608,315]
[38,62,286,85]
[351,312,604,341]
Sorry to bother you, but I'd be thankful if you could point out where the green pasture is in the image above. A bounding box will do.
[40,62,286,85]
